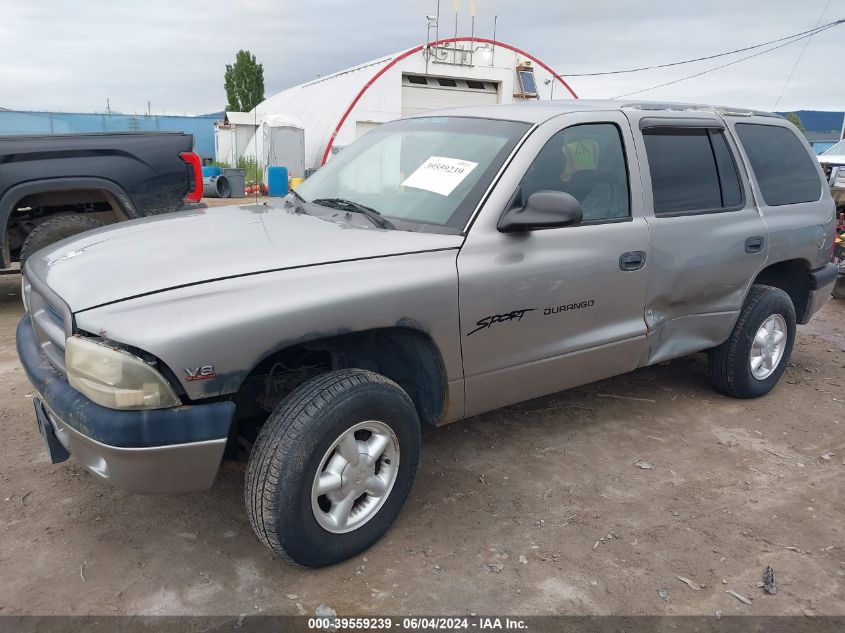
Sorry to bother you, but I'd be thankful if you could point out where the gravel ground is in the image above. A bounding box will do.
[0,273,843,616]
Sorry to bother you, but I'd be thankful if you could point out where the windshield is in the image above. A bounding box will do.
[821,140,845,156]
[295,116,531,232]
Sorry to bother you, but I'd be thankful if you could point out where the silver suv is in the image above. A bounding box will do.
[17,100,837,566]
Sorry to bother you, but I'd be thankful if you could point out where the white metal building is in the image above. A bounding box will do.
[214,112,258,166]
[219,37,578,173]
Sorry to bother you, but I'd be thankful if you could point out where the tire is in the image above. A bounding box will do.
[245,368,421,567]
[832,277,845,299]
[708,285,796,398]
[178,201,208,212]
[20,214,104,266]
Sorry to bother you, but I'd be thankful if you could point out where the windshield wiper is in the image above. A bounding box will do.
[286,188,308,214]
[311,198,394,229]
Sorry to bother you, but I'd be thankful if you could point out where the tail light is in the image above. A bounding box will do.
[179,151,203,202]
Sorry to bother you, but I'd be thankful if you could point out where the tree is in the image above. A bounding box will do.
[784,112,807,135]
[224,50,265,112]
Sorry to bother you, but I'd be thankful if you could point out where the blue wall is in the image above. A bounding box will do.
[0,110,218,159]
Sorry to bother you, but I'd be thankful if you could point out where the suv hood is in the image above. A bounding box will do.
[26,203,463,312]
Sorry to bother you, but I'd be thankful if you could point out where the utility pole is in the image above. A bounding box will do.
[106,98,111,115]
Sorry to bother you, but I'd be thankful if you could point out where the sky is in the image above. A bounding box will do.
[0,0,842,115]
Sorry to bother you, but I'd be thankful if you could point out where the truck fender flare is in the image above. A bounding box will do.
[1,177,138,267]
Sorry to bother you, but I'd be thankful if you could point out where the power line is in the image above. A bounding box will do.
[611,19,842,99]
[772,0,832,110]
[563,18,843,77]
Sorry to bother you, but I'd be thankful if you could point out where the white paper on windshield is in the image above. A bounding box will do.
[401,156,478,196]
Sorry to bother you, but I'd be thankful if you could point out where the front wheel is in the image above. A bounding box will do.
[708,285,796,398]
[245,369,421,567]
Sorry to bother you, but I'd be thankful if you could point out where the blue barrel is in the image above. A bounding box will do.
[202,165,222,178]
[267,166,289,197]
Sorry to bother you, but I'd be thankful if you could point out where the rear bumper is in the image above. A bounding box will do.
[16,315,235,493]
[801,263,838,324]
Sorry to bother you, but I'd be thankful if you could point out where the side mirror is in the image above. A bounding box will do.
[497,190,583,233]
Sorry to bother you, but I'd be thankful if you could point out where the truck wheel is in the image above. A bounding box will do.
[245,369,421,567]
[20,215,104,266]
[708,285,796,398]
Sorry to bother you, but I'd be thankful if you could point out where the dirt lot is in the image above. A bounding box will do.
[0,272,843,617]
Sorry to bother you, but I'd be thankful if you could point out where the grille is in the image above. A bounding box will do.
[22,273,70,374]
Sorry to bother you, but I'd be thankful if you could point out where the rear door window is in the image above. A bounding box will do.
[642,128,743,216]
[734,123,822,206]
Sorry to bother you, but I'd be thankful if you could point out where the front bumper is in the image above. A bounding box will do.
[16,316,235,493]
[801,263,839,324]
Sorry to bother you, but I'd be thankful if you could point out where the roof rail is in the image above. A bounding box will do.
[619,101,781,119]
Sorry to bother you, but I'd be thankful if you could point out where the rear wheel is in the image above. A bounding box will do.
[708,285,796,398]
[20,214,104,266]
[245,369,421,567]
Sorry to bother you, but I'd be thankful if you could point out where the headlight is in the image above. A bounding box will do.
[66,336,180,410]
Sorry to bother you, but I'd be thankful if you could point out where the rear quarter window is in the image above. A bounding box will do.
[735,123,822,206]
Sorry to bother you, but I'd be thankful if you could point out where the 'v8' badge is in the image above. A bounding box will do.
[185,365,216,381]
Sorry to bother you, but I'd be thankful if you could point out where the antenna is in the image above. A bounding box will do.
[453,0,459,64]
[426,13,438,73]
[492,15,497,66]
[470,0,476,42]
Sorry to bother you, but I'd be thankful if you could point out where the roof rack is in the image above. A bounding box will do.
[619,101,780,118]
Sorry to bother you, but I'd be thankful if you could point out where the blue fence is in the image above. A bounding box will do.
[0,110,218,159]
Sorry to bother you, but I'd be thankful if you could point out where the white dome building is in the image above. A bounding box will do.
[216,37,578,176]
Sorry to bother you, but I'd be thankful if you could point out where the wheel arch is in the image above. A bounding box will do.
[235,326,449,428]
[750,258,812,324]
[1,177,137,267]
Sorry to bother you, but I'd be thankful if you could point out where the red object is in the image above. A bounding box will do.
[321,36,579,165]
[179,152,203,202]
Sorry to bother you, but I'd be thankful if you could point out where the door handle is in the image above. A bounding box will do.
[619,251,647,271]
[745,236,765,253]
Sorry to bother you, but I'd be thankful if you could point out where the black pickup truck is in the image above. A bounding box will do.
[0,132,203,269]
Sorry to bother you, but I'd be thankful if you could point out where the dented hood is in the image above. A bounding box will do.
[25,202,463,312]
